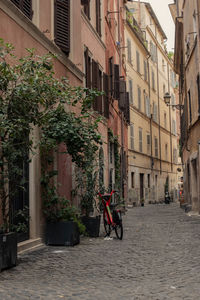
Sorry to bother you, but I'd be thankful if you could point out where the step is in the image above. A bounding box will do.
[18,238,44,254]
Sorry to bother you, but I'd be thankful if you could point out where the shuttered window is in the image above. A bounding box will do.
[129,79,133,104]
[139,128,143,153]
[119,80,126,111]
[136,51,140,73]
[147,133,151,154]
[144,60,147,81]
[54,0,70,55]
[127,39,132,64]
[96,0,101,36]
[82,0,90,18]
[154,137,158,157]
[103,73,109,118]
[114,64,120,100]
[11,0,33,19]
[84,48,91,89]
[125,92,130,124]
[130,124,134,150]
[109,57,114,97]
[138,86,141,110]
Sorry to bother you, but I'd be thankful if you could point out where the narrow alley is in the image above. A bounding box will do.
[1,204,200,300]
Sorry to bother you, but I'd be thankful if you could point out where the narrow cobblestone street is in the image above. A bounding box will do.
[1,203,200,299]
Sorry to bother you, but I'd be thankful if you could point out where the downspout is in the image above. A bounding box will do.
[167,62,173,172]
[118,0,124,198]
[155,27,162,174]
[147,55,153,166]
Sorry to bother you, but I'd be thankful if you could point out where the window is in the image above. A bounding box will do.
[54,0,70,54]
[144,60,147,81]
[139,128,143,152]
[147,174,150,188]
[162,59,165,72]
[136,51,140,73]
[92,59,102,113]
[129,79,133,104]
[171,94,175,110]
[152,70,155,90]
[172,119,176,135]
[109,57,114,96]
[147,133,151,154]
[164,112,167,128]
[150,41,157,62]
[153,102,158,122]
[138,86,141,110]
[173,148,177,164]
[84,48,91,89]
[154,137,158,157]
[131,172,135,188]
[145,95,150,117]
[165,143,168,160]
[130,124,134,150]
[127,39,132,64]
[11,0,33,19]
[82,0,90,18]
[96,0,101,35]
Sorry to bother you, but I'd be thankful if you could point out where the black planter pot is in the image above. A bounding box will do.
[45,221,80,246]
[0,232,17,272]
[81,215,101,237]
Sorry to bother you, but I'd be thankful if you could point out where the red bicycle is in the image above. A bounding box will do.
[98,190,123,240]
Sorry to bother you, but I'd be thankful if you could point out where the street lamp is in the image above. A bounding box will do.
[164,92,184,110]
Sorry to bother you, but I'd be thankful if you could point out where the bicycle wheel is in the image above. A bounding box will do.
[115,222,123,240]
[104,213,111,236]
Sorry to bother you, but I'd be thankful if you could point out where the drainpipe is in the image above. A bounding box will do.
[167,62,173,172]
[155,27,162,175]
[118,0,125,198]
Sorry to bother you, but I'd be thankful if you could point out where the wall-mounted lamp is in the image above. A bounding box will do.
[164,92,184,110]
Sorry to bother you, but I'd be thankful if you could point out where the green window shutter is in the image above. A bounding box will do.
[54,0,70,55]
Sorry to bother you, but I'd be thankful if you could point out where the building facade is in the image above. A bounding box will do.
[126,1,180,205]
[173,0,200,212]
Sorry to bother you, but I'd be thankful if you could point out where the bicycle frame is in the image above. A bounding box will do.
[98,190,115,226]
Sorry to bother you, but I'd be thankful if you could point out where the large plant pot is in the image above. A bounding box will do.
[45,221,80,246]
[0,232,17,272]
[81,215,101,237]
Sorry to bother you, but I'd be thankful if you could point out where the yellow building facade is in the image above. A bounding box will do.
[125,2,180,205]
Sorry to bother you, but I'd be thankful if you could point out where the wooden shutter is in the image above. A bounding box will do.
[81,0,89,4]
[114,64,120,100]
[103,73,109,118]
[92,60,99,112]
[125,92,130,124]
[84,48,91,89]
[119,80,126,111]
[96,0,101,36]
[109,57,114,97]
[11,0,33,19]
[54,0,70,54]
[96,69,102,114]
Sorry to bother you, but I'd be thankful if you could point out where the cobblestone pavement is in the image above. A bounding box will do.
[1,203,200,299]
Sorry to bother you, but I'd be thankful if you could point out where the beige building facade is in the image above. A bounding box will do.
[173,0,200,212]
[126,1,180,205]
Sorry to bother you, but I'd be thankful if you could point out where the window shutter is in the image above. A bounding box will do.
[84,48,91,89]
[114,64,120,100]
[119,80,126,111]
[92,60,99,111]
[54,0,70,54]
[81,0,89,5]
[103,73,109,118]
[130,125,134,150]
[109,57,114,96]
[129,80,133,104]
[96,0,101,36]
[125,92,130,124]
[11,0,33,19]
[136,51,140,73]
[96,69,103,114]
